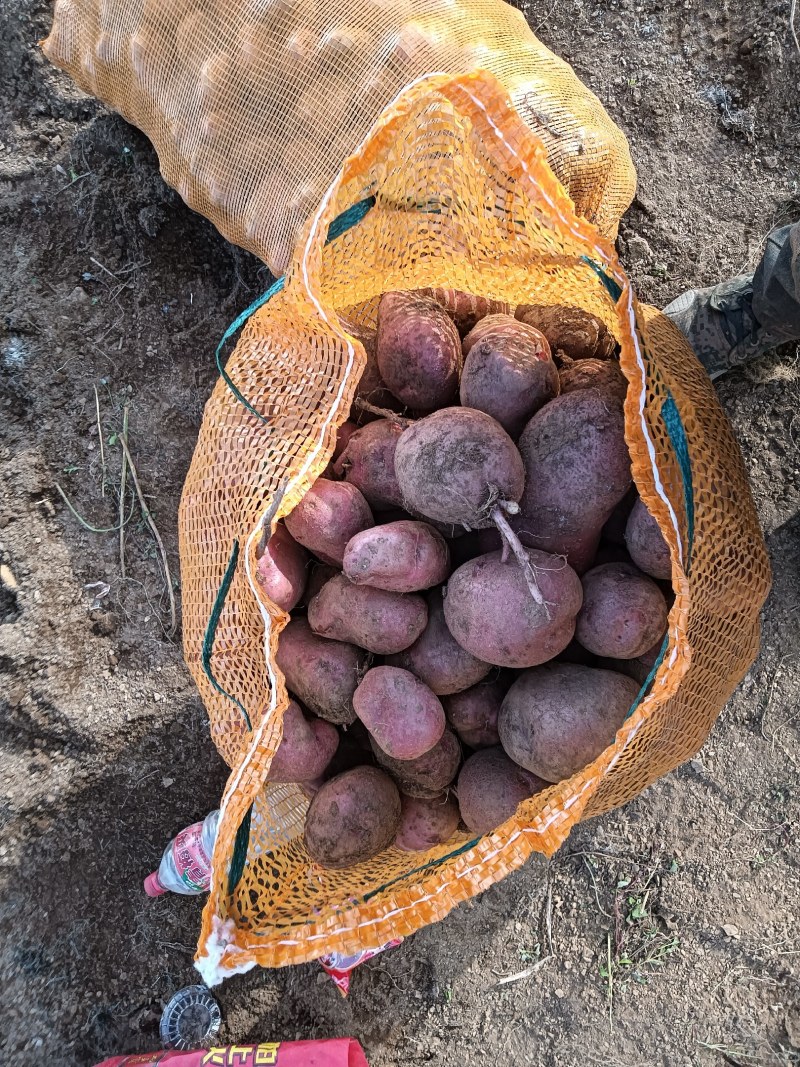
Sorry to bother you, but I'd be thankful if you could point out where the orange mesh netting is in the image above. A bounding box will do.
[42,9,770,985]
[42,0,635,274]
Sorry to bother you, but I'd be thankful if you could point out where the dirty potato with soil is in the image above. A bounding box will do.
[269,288,666,869]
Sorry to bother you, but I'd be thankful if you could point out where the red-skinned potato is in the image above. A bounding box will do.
[515,304,616,361]
[514,389,632,572]
[308,573,428,655]
[338,315,401,423]
[575,562,669,659]
[442,675,506,749]
[457,747,547,835]
[443,550,583,669]
[333,418,405,510]
[498,663,639,783]
[386,587,490,695]
[275,617,366,725]
[625,498,672,580]
[284,478,373,565]
[372,728,461,798]
[460,314,559,438]
[343,520,449,592]
[394,793,461,851]
[333,420,359,461]
[254,523,309,612]
[394,407,525,529]
[601,488,638,547]
[353,666,445,759]
[267,700,339,783]
[376,292,461,411]
[304,766,401,868]
[597,635,665,686]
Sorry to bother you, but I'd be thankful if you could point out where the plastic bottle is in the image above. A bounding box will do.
[144,810,220,897]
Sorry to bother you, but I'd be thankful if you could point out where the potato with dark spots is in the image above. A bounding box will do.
[343,520,449,593]
[442,675,506,749]
[625,498,672,580]
[285,478,373,565]
[514,389,632,573]
[275,618,365,725]
[460,315,560,437]
[308,572,428,655]
[372,728,461,799]
[457,747,547,834]
[267,700,339,783]
[575,562,669,659]
[394,793,461,851]
[387,587,490,695]
[304,767,401,869]
[394,407,525,529]
[443,550,583,669]
[353,666,445,760]
[498,663,639,783]
[376,292,461,411]
[333,418,406,510]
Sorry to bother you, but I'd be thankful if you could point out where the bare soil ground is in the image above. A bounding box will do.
[1,1,799,1065]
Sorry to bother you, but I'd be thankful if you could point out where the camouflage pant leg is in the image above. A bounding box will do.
[751,222,800,339]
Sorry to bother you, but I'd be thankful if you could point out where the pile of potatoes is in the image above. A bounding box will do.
[257,289,672,869]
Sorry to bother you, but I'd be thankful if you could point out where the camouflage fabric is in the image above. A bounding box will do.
[664,222,800,379]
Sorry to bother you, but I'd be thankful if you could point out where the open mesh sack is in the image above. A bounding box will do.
[169,73,768,982]
[43,6,770,982]
[42,0,635,273]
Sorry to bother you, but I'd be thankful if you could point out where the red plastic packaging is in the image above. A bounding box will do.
[319,940,403,996]
[94,1038,369,1067]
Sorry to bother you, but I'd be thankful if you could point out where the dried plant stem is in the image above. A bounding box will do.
[119,404,129,581]
[94,385,106,496]
[54,482,128,534]
[118,435,177,636]
[491,503,545,608]
[353,397,409,423]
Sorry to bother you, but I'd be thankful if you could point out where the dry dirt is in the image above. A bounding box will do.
[1,1,800,1065]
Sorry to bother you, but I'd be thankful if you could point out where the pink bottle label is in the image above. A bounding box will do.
[172,821,213,892]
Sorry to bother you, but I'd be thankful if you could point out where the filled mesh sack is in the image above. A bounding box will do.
[42,0,635,274]
[43,5,770,983]
[166,73,767,982]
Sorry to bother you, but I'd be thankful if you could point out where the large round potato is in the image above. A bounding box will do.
[575,562,668,659]
[457,747,546,834]
[304,766,401,869]
[372,729,461,799]
[498,663,639,783]
[443,551,582,669]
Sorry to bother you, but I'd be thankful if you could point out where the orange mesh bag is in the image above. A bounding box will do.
[165,72,767,983]
[43,7,770,983]
[42,0,634,273]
